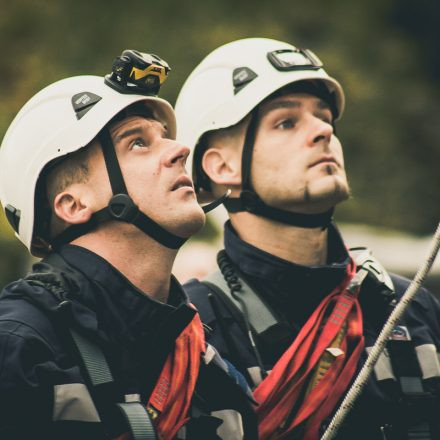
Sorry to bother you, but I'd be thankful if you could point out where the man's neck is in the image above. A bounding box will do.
[71,226,177,303]
[230,212,329,266]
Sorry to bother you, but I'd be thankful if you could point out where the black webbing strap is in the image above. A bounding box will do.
[386,336,436,439]
[70,329,114,386]
[204,270,279,336]
[98,128,128,195]
[116,403,158,440]
[51,216,101,250]
[240,109,259,192]
[131,209,187,249]
[224,194,334,228]
[69,328,157,439]
[51,198,187,250]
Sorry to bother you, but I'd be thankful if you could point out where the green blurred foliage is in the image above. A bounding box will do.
[0,210,29,286]
[0,0,439,282]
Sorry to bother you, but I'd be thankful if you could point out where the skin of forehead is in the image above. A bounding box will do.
[110,116,167,144]
[258,94,332,121]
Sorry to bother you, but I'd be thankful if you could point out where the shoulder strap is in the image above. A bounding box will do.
[27,254,157,440]
[204,247,394,337]
[69,328,157,440]
[350,249,439,438]
[204,270,279,336]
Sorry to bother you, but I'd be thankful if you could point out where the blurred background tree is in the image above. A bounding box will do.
[0,0,439,284]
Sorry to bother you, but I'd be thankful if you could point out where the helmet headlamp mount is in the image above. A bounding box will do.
[267,48,323,72]
[105,50,170,96]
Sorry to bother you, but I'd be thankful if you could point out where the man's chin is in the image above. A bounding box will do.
[294,177,350,211]
[307,183,350,207]
[169,207,206,238]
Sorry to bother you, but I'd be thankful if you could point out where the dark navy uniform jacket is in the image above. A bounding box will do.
[184,221,440,439]
[0,244,257,439]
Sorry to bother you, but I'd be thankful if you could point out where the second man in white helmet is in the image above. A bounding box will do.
[176,38,440,440]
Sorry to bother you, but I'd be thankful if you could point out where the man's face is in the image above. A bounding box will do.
[88,115,205,238]
[250,92,350,214]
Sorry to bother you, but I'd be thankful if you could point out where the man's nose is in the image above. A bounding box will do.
[162,140,190,167]
[307,117,334,146]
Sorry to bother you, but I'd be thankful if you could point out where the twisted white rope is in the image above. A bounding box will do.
[321,221,440,440]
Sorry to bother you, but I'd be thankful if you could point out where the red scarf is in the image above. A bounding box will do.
[115,309,206,440]
[254,260,364,440]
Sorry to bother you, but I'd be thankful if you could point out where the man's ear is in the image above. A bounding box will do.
[202,147,242,186]
[53,190,93,225]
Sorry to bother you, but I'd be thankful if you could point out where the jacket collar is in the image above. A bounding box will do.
[224,221,350,282]
[41,245,195,345]
[223,221,351,326]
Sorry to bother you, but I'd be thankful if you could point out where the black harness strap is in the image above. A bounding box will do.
[224,194,334,227]
[116,403,158,440]
[26,253,158,440]
[51,192,187,250]
[70,329,114,387]
[204,270,279,336]
[98,129,129,195]
[70,329,157,440]
[240,110,259,193]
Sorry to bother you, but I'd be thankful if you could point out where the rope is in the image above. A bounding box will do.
[321,221,440,440]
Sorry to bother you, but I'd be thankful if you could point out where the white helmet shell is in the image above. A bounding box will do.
[175,37,345,200]
[0,75,176,255]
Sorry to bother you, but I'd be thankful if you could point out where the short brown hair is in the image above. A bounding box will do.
[194,115,249,193]
[46,145,94,208]
[33,142,96,245]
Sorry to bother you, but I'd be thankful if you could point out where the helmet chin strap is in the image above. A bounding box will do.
[52,125,187,250]
[222,109,334,228]
[201,189,231,214]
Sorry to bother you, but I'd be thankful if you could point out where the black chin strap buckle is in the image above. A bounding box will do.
[240,190,259,212]
[108,194,139,222]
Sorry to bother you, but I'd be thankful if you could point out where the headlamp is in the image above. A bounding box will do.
[105,49,171,95]
[267,48,323,71]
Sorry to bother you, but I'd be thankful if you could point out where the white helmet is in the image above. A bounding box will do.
[175,37,345,202]
[0,51,177,256]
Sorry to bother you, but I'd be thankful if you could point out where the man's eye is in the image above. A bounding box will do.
[131,138,148,149]
[276,119,296,129]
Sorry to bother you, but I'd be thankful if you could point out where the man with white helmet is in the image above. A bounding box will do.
[0,50,257,439]
[176,38,440,439]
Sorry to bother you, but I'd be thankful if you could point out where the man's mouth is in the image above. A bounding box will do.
[171,176,194,191]
[309,155,338,168]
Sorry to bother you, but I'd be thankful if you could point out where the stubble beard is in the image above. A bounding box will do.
[303,169,350,206]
